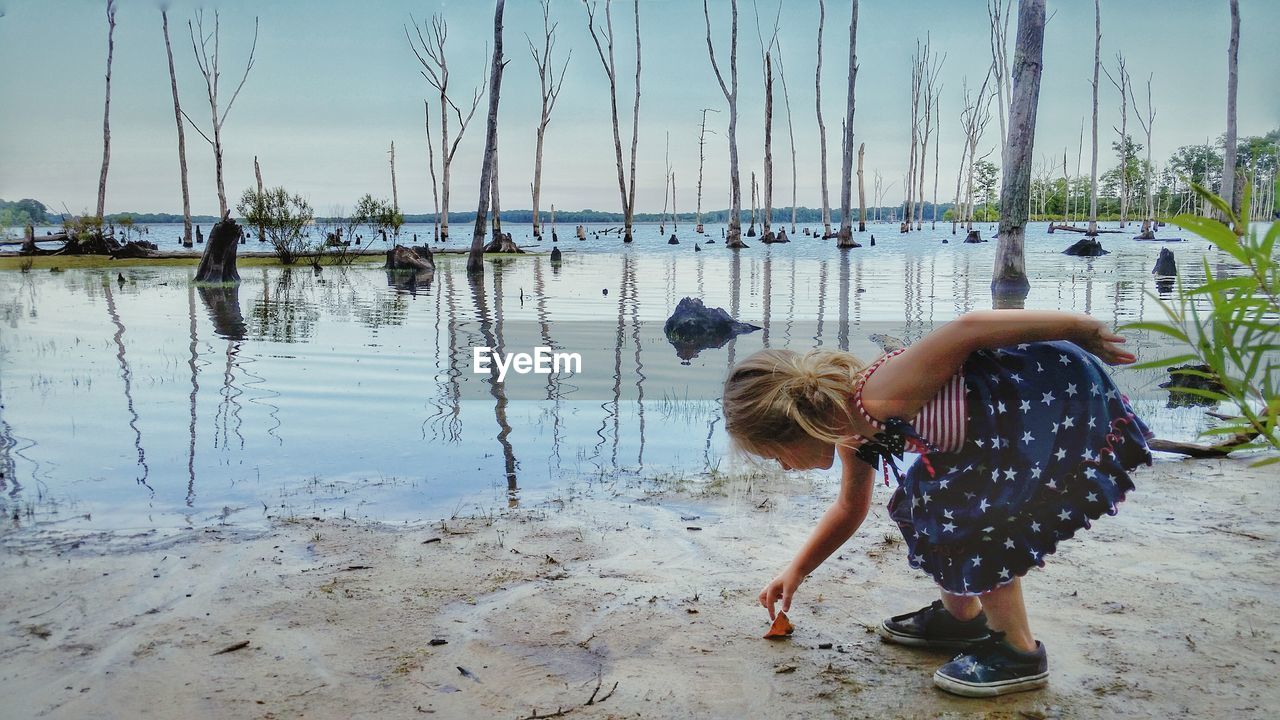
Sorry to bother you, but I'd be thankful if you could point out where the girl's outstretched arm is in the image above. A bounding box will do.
[759,449,875,620]
[861,310,1134,422]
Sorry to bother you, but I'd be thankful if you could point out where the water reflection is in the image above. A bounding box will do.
[103,281,152,493]
[0,228,1253,532]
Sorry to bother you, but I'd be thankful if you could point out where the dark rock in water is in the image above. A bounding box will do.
[1160,363,1225,408]
[550,246,562,262]
[694,243,702,252]
[746,225,757,237]
[668,234,679,244]
[942,238,949,244]
[706,239,716,244]
[603,288,608,296]
[1063,237,1109,256]
[1152,247,1176,275]
[663,297,762,362]
[964,230,984,243]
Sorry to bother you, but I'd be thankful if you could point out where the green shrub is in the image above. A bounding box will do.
[1123,180,1278,464]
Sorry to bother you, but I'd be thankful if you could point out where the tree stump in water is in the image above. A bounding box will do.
[836,228,861,248]
[194,217,243,283]
[576,224,586,240]
[775,229,789,243]
[668,234,679,244]
[385,244,436,273]
[746,224,757,237]
[550,246,563,263]
[1152,248,1176,275]
[761,230,777,244]
[482,232,525,254]
[964,230,984,243]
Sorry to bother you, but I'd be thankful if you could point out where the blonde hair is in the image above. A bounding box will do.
[722,347,866,458]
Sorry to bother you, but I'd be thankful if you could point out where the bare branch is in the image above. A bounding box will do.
[218,16,259,126]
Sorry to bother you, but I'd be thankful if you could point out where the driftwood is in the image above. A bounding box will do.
[1063,237,1109,256]
[1050,224,1121,234]
[1148,432,1260,458]
[111,240,159,259]
[194,217,243,283]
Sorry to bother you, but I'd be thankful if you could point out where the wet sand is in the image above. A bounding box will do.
[2,455,1277,719]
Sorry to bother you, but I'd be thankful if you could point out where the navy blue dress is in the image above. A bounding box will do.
[857,340,1154,596]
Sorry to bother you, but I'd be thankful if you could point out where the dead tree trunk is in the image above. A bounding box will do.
[1103,53,1130,227]
[529,0,570,238]
[96,0,117,221]
[749,172,758,235]
[389,141,400,216]
[253,156,265,242]
[931,94,941,229]
[1221,0,1240,226]
[987,0,1013,163]
[186,11,259,218]
[763,52,774,239]
[837,0,860,248]
[1131,73,1156,238]
[904,40,922,232]
[194,216,243,284]
[775,44,798,233]
[1087,0,1100,236]
[992,0,1044,306]
[162,10,192,247]
[584,0,641,243]
[704,0,744,247]
[424,100,441,240]
[856,142,866,232]
[467,0,506,275]
[815,0,832,237]
[490,144,502,237]
[408,14,486,241]
[696,107,718,233]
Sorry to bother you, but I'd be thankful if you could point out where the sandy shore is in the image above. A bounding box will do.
[3,456,1277,719]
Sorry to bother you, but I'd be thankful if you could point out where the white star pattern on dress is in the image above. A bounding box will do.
[979,498,991,511]
[1088,416,1097,428]
[939,479,951,489]
[1011,373,1024,383]
[1058,508,1072,521]
[1062,416,1076,429]
[999,567,1011,579]
[1041,391,1056,405]
[971,555,983,567]
[1021,431,1035,444]
[1091,383,1101,396]
[1003,539,1015,549]
[1084,467,1099,479]
[942,522,957,533]
[943,509,954,519]
[997,401,1007,414]
[975,439,986,448]
[1030,521,1041,532]
[1003,468,1018,481]
[1017,343,1030,350]
[1059,354,1072,365]
[921,492,932,505]
[1086,492,1099,503]
[1020,400,1031,413]
[1065,383,1078,396]
[1054,448,1067,461]
[1030,465,1043,479]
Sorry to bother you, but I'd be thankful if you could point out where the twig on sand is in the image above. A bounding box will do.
[1206,525,1267,541]
[517,673,618,719]
[212,640,251,655]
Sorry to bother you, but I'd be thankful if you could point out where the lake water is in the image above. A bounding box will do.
[0,220,1259,536]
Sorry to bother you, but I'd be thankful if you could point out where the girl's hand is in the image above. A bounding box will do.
[1075,317,1137,365]
[759,568,805,621]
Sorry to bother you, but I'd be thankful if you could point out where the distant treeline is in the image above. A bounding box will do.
[389,204,955,225]
[4,196,958,227]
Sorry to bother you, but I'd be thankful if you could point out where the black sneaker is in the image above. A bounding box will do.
[932,632,1049,697]
[878,600,992,650]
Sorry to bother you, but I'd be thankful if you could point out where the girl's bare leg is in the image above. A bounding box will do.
[941,577,1036,652]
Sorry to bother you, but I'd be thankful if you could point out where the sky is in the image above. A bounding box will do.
[0,0,1276,217]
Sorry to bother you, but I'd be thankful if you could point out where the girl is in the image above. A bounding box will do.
[722,309,1153,697]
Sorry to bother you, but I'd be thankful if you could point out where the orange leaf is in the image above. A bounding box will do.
[763,611,795,639]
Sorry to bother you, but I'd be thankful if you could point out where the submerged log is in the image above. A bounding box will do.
[194,216,243,283]
[111,240,159,259]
